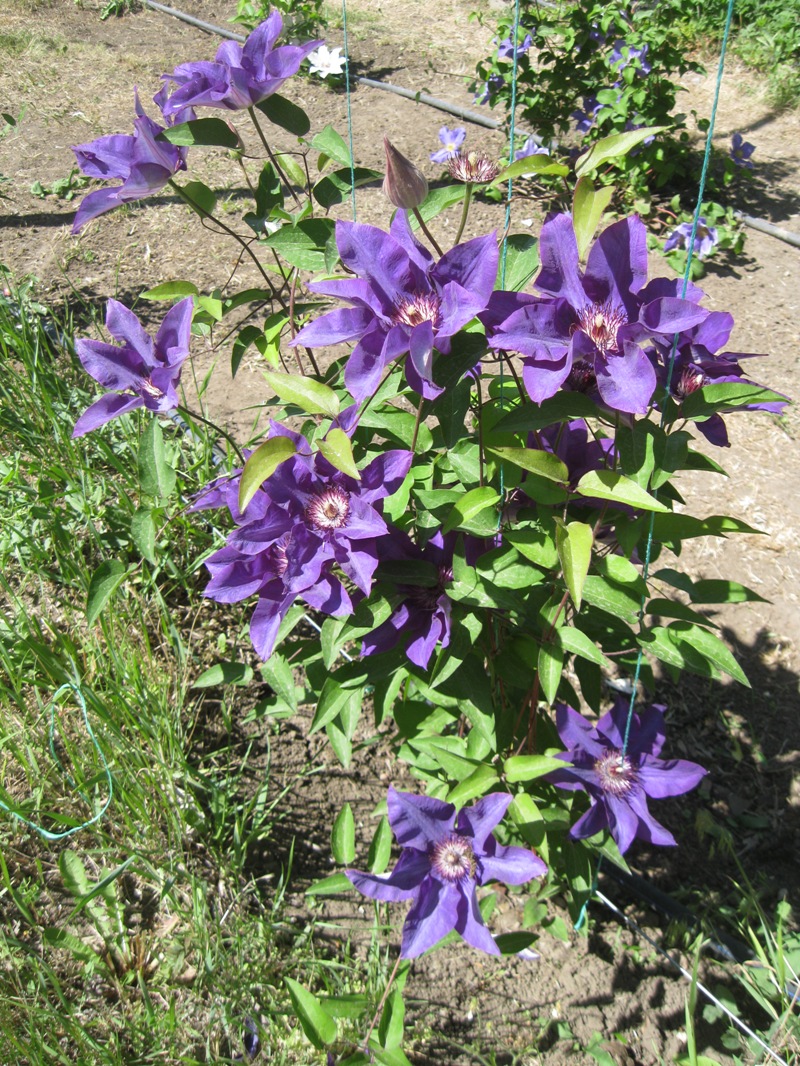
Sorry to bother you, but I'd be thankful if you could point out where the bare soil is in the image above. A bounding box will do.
[1,0,799,1062]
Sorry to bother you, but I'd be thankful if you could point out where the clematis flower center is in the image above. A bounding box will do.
[448,151,501,184]
[139,376,164,399]
[675,365,706,398]
[392,293,442,329]
[574,301,628,354]
[567,360,597,393]
[305,486,351,531]
[406,564,453,611]
[431,833,476,882]
[269,536,290,577]
[594,749,636,795]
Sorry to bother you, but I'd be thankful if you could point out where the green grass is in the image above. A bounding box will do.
[0,274,383,1064]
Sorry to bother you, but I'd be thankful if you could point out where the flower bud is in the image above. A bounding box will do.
[382,136,428,210]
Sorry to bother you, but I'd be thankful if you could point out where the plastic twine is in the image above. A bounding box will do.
[0,683,113,840]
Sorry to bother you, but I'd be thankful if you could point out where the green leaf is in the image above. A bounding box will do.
[331,803,355,865]
[130,506,156,564]
[274,151,307,188]
[238,436,297,513]
[138,419,176,499]
[446,764,499,807]
[243,161,282,233]
[192,662,254,688]
[497,233,539,292]
[575,126,666,178]
[317,427,360,479]
[442,487,500,534]
[180,179,217,216]
[680,381,788,419]
[59,850,92,898]
[314,166,381,209]
[257,93,310,136]
[503,754,564,783]
[42,927,98,964]
[159,117,241,149]
[491,155,569,184]
[572,175,614,259]
[367,816,393,874]
[311,124,351,167]
[141,279,199,300]
[670,623,750,686]
[412,184,467,225]
[556,627,612,668]
[378,989,405,1050]
[86,559,127,624]
[556,521,592,610]
[487,446,568,483]
[305,872,353,896]
[263,368,340,418]
[261,654,298,710]
[574,470,668,511]
[645,597,717,628]
[494,392,600,433]
[284,977,337,1049]
[538,640,563,705]
[263,218,336,271]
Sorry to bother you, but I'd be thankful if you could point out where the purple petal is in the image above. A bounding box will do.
[555,703,607,758]
[400,878,459,958]
[389,210,434,275]
[487,298,575,356]
[639,297,709,337]
[302,573,353,616]
[72,186,124,232]
[72,393,143,437]
[638,755,707,798]
[336,221,413,309]
[408,319,435,387]
[293,306,376,348]
[75,338,149,391]
[344,327,396,401]
[535,213,587,308]
[105,300,155,365]
[346,848,431,903]
[387,787,455,849]
[605,793,641,853]
[594,339,656,414]
[624,787,677,846]
[478,844,547,886]
[435,231,498,302]
[156,297,193,363]
[359,450,414,503]
[584,215,648,306]
[249,589,295,661]
[455,885,500,955]
[456,793,512,850]
[569,799,610,841]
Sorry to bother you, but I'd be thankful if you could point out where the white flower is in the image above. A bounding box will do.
[307,45,347,79]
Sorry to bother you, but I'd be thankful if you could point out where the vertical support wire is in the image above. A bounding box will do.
[341,0,357,221]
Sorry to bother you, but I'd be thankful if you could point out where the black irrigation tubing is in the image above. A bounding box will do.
[142,0,800,247]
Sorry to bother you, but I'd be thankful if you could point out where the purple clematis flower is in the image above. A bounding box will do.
[430,125,467,164]
[482,212,711,414]
[347,788,547,958]
[610,40,651,75]
[649,311,788,447]
[475,73,505,105]
[292,211,498,401]
[515,135,550,160]
[198,437,412,660]
[496,32,533,60]
[571,95,603,134]
[548,698,707,854]
[730,132,756,169]
[160,12,320,116]
[72,298,193,437]
[664,217,718,259]
[71,92,193,232]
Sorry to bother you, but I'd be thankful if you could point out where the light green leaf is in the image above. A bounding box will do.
[263,218,336,271]
[490,155,569,185]
[305,872,353,896]
[86,559,127,625]
[572,176,614,260]
[556,520,593,610]
[159,117,241,149]
[538,640,563,705]
[313,166,381,209]
[497,233,539,291]
[192,662,254,688]
[575,126,666,179]
[575,470,668,511]
[556,627,612,668]
[681,381,788,418]
[317,427,360,479]
[130,506,156,564]
[311,124,351,167]
[261,654,297,710]
[284,977,337,1049]
[442,487,500,534]
[446,764,499,807]
[180,179,217,216]
[238,436,297,513]
[412,184,467,225]
[503,754,563,783]
[263,368,340,417]
[378,989,405,1050]
[488,446,569,483]
[138,419,176,499]
[331,803,355,865]
[367,816,393,874]
[141,280,199,300]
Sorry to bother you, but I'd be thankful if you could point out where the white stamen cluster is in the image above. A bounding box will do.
[447,151,501,184]
[305,486,351,531]
[139,377,164,398]
[593,749,636,796]
[574,301,628,354]
[392,293,442,329]
[431,833,476,882]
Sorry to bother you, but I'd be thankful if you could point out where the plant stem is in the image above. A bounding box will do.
[412,207,444,257]
[247,106,302,208]
[362,953,402,1053]
[453,182,473,246]
[177,404,244,463]
[410,395,425,452]
[168,179,289,315]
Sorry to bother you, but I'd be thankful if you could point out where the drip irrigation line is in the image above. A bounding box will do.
[596,888,791,1066]
[602,864,753,964]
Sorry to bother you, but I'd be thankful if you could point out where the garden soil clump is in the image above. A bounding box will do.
[1,0,799,1062]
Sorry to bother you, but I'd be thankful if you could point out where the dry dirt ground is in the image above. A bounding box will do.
[1,0,799,1063]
